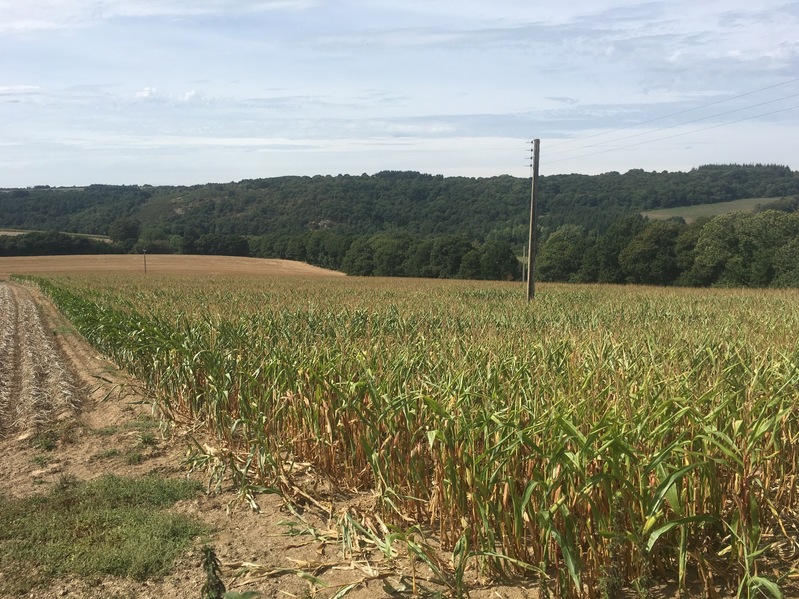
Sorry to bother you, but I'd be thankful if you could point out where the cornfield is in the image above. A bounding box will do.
[24,274,799,597]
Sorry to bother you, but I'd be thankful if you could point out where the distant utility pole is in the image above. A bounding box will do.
[522,244,527,283]
[526,138,540,302]
[143,248,147,274]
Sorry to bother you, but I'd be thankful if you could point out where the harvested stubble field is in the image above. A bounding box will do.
[0,282,82,442]
[0,254,346,278]
[1,255,798,598]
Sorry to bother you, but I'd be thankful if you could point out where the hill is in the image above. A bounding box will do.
[2,164,797,247]
[2,164,798,286]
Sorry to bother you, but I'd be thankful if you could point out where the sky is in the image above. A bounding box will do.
[1,0,798,187]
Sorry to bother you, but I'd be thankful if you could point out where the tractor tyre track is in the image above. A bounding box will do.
[0,282,82,439]
[0,282,21,437]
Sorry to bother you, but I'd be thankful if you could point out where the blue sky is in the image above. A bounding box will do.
[1,1,798,186]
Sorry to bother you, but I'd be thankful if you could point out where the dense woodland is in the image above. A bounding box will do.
[0,231,116,257]
[2,164,799,286]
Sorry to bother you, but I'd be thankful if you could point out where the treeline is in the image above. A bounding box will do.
[4,165,799,286]
[0,231,119,257]
[97,216,522,279]
[4,165,799,246]
[250,232,521,279]
[537,205,799,287]
[6,207,799,287]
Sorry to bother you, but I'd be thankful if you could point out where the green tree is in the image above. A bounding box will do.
[370,233,413,277]
[734,210,799,286]
[340,237,374,276]
[618,220,684,285]
[108,218,141,252]
[428,235,473,278]
[457,249,482,279]
[673,218,709,286]
[688,211,799,287]
[596,215,647,283]
[195,233,250,256]
[403,239,436,278]
[0,231,118,257]
[575,234,600,283]
[772,236,799,287]
[477,241,521,280]
[537,224,588,282]
[686,212,742,286]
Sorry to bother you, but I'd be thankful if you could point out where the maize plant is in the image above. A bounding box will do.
[22,274,799,598]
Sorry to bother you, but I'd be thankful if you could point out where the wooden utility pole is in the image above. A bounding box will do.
[522,244,527,283]
[143,248,147,274]
[526,138,540,302]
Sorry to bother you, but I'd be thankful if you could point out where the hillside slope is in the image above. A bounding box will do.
[2,164,797,245]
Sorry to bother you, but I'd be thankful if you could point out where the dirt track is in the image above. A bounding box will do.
[0,282,81,440]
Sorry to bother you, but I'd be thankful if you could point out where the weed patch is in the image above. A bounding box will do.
[30,430,57,451]
[94,425,120,436]
[32,454,49,467]
[0,474,205,594]
[125,451,145,465]
[93,448,121,460]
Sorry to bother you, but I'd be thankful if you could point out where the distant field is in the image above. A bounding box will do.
[641,196,784,222]
[0,254,345,278]
[0,229,111,242]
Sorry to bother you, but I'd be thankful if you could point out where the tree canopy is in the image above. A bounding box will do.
[2,164,798,284]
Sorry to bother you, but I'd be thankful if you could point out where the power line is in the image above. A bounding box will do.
[544,103,799,167]
[544,76,799,153]
[546,90,799,159]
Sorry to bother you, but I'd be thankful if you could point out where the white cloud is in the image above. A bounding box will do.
[130,87,205,104]
[0,85,42,96]
[1,1,798,185]
[134,86,159,99]
[0,0,316,33]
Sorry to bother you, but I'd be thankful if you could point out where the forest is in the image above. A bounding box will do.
[2,164,799,286]
[0,231,117,257]
[536,204,799,287]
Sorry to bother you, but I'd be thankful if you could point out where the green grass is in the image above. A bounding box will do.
[32,454,50,467]
[30,430,58,452]
[139,432,158,447]
[641,196,786,222]
[0,228,111,242]
[29,422,80,451]
[0,475,205,594]
[95,414,158,437]
[92,416,161,464]
[95,425,121,436]
[131,413,160,429]
[93,448,121,460]
[125,451,145,465]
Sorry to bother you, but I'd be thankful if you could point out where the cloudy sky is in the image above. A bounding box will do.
[1,1,798,187]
